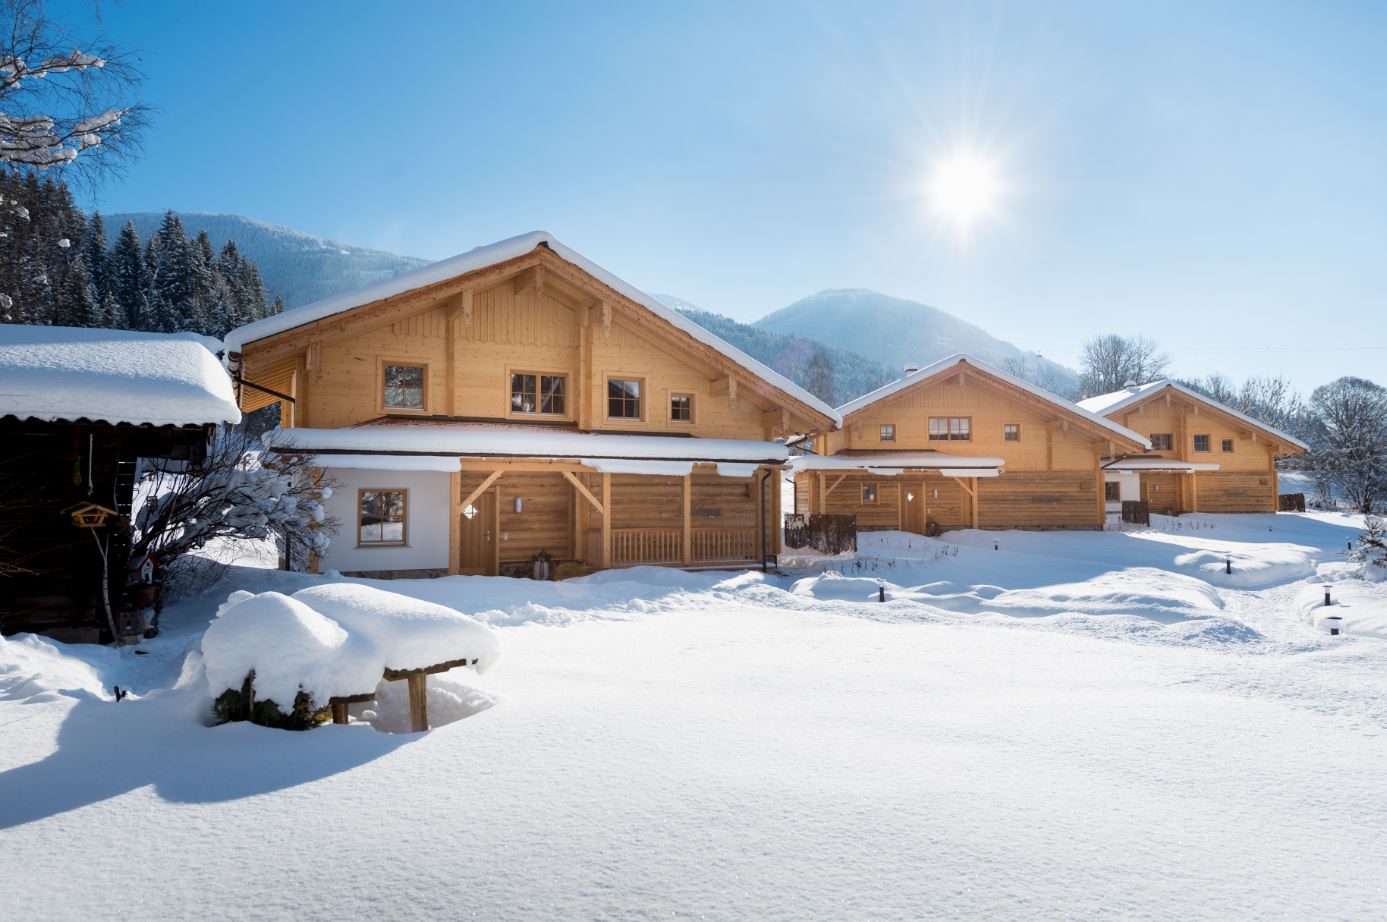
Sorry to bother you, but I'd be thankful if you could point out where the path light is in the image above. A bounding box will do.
[994,541,999,551]
[879,582,886,603]
[1225,554,1232,574]
[1324,584,1333,607]
[1326,615,1343,637]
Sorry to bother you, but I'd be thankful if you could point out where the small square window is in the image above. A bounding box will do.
[861,483,877,503]
[1221,439,1234,453]
[359,489,407,546]
[670,394,693,422]
[1150,433,1173,452]
[1105,481,1121,502]
[879,424,895,442]
[383,364,425,410]
[511,373,566,415]
[1003,423,1021,442]
[608,378,642,420]
[1193,434,1211,453]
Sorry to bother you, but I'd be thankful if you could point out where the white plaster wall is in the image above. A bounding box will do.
[1104,472,1141,512]
[319,467,450,572]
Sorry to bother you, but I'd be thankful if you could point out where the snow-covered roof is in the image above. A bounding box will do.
[836,354,1149,449]
[266,422,788,477]
[223,231,839,427]
[0,324,241,427]
[1102,457,1221,473]
[790,451,1004,476]
[1078,381,1310,452]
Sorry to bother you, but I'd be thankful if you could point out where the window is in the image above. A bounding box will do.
[1193,434,1211,453]
[670,393,693,423]
[929,417,971,441]
[1150,433,1174,452]
[879,424,896,442]
[1221,438,1234,453]
[511,372,566,415]
[607,378,642,419]
[1105,481,1121,502]
[861,483,877,503]
[358,489,407,546]
[383,364,425,410]
[1003,423,1021,442]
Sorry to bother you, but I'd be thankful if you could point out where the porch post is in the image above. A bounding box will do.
[1190,471,1199,513]
[817,472,826,514]
[971,477,979,529]
[681,474,692,566]
[600,473,611,569]
[448,470,460,575]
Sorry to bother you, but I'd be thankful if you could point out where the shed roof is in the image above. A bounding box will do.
[0,324,240,427]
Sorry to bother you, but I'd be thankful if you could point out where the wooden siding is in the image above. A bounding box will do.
[1140,472,1184,515]
[1195,471,1276,513]
[976,471,1099,530]
[793,471,970,532]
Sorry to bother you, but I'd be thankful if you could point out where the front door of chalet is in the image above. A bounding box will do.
[458,490,496,575]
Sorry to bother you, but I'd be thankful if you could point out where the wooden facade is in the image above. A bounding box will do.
[228,236,832,577]
[1085,384,1308,515]
[795,358,1147,533]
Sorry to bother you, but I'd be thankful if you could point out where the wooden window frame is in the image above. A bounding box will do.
[928,416,972,442]
[1104,481,1121,502]
[1003,423,1021,443]
[508,369,570,419]
[861,482,878,504]
[357,487,409,548]
[879,423,896,443]
[1193,434,1212,453]
[606,375,645,422]
[1150,433,1174,452]
[380,360,429,414]
[669,392,695,424]
[1221,438,1235,453]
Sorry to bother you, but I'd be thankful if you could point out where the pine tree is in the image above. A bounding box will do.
[111,220,148,329]
[84,210,111,305]
[270,294,284,316]
[98,289,121,328]
[62,258,101,327]
[803,347,836,406]
[1351,516,1387,569]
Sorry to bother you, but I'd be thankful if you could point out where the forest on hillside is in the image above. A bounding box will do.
[0,171,278,337]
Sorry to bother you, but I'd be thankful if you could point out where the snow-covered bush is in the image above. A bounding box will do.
[131,429,336,609]
[1351,516,1387,572]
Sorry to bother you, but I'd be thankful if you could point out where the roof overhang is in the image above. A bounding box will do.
[1080,381,1309,454]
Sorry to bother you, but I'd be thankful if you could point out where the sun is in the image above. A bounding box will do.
[927,152,1001,228]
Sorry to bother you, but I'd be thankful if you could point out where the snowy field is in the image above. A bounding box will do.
[3,512,1386,920]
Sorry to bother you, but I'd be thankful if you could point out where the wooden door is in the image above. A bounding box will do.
[458,490,496,575]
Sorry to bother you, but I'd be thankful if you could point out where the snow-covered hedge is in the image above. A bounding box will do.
[201,585,500,725]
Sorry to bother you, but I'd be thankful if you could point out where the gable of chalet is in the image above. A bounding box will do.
[223,232,838,433]
[835,354,1149,454]
[1077,381,1309,455]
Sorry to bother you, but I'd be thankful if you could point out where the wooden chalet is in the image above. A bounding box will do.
[792,355,1149,532]
[223,232,839,577]
[0,325,241,642]
[1077,381,1309,515]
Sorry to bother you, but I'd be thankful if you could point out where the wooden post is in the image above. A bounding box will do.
[919,478,928,534]
[681,474,692,566]
[971,477,979,529]
[1190,471,1199,513]
[448,470,461,575]
[600,473,612,569]
[407,673,429,732]
[817,472,826,514]
[331,700,349,725]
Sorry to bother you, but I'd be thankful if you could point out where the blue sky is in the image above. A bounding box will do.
[60,0,1386,390]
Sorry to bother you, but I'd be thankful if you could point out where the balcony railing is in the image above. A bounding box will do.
[609,527,760,566]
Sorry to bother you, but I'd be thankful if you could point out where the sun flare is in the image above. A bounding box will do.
[927,152,1001,227]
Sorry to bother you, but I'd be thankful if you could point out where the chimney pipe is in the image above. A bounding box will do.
[903,362,919,376]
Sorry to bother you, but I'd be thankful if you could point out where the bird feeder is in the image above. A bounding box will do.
[63,501,118,529]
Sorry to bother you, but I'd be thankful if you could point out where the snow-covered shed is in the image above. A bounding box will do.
[224,232,838,577]
[0,324,240,641]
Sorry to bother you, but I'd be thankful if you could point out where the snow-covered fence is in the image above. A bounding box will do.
[1278,493,1307,512]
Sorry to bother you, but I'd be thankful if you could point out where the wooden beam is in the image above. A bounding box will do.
[682,474,692,566]
[406,673,428,733]
[460,469,504,511]
[306,342,322,383]
[600,473,611,569]
[562,470,604,514]
[578,320,593,430]
[817,472,825,514]
[1190,471,1199,513]
[445,299,460,417]
[448,470,461,575]
[824,473,848,496]
[971,477,979,529]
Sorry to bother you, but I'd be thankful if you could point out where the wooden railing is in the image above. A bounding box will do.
[609,527,761,566]
[692,527,758,563]
[611,528,681,565]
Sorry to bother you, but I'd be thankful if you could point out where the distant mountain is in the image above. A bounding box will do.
[656,295,896,407]
[755,289,1078,399]
[104,212,430,309]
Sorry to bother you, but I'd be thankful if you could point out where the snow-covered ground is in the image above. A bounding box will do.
[3,512,1386,920]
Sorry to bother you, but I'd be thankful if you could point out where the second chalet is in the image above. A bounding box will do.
[791,355,1149,532]
[223,232,840,577]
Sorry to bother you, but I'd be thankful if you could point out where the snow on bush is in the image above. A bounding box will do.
[201,592,378,709]
[291,584,501,675]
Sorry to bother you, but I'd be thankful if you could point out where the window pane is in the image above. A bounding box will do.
[1194,435,1210,452]
[1221,439,1234,452]
[879,424,895,442]
[384,365,425,409]
[608,379,641,419]
[671,395,691,421]
[540,375,565,414]
[511,373,537,413]
[360,490,406,544]
[1004,424,1020,442]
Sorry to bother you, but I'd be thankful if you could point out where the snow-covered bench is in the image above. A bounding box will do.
[202,584,500,732]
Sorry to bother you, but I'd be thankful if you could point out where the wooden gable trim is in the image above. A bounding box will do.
[1106,385,1303,455]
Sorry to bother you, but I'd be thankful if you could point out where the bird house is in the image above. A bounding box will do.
[63,501,118,529]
